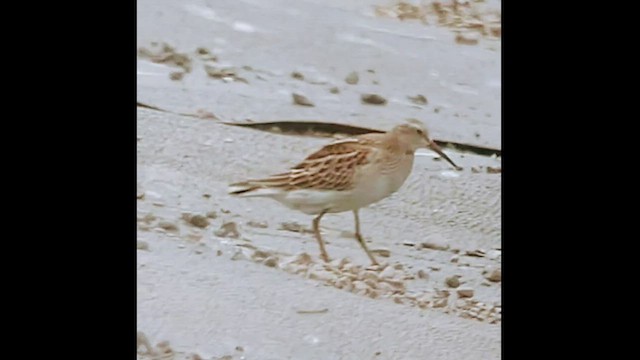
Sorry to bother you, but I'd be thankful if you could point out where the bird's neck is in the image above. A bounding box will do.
[383,132,414,156]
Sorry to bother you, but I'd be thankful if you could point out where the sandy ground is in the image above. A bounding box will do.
[137,0,501,359]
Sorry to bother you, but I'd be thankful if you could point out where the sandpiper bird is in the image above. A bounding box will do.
[228,122,460,265]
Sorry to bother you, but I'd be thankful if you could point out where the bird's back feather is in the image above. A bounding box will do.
[228,133,392,195]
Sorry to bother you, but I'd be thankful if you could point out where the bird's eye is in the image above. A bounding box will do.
[416,129,424,135]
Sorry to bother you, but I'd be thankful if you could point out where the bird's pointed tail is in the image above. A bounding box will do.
[228,177,289,197]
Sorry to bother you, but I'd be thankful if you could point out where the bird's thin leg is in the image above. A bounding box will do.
[312,210,330,262]
[353,210,379,265]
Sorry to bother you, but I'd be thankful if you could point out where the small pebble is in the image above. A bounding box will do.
[292,93,315,107]
[377,281,395,293]
[367,289,380,299]
[420,241,449,251]
[263,256,278,268]
[279,222,313,234]
[455,298,468,308]
[372,248,391,258]
[445,276,460,288]
[365,263,383,271]
[247,220,268,228]
[364,279,378,289]
[293,252,313,265]
[460,311,473,319]
[352,281,369,291]
[156,341,173,355]
[361,93,387,105]
[457,288,474,298]
[379,266,396,279]
[188,215,210,228]
[362,270,379,282]
[196,47,210,55]
[330,257,349,268]
[432,298,448,308]
[334,277,351,290]
[215,222,241,238]
[455,32,480,45]
[310,269,334,281]
[490,26,502,37]
[169,71,184,81]
[158,221,178,232]
[252,250,270,260]
[465,249,486,257]
[137,240,149,250]
[345,71,359,85]
[382,279,405,291]
[417,270,429,279]
[407,94,428,105]
[485,267,502,282]
[137,331,153,354]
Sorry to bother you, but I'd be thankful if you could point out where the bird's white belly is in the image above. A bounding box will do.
[277,172,408,215]
[347,172,407,209]
[278,189,349,215]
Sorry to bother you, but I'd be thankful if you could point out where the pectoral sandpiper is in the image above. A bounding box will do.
[228,121,460,265]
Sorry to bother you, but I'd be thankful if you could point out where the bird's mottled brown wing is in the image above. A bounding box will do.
[244,138,378,191]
